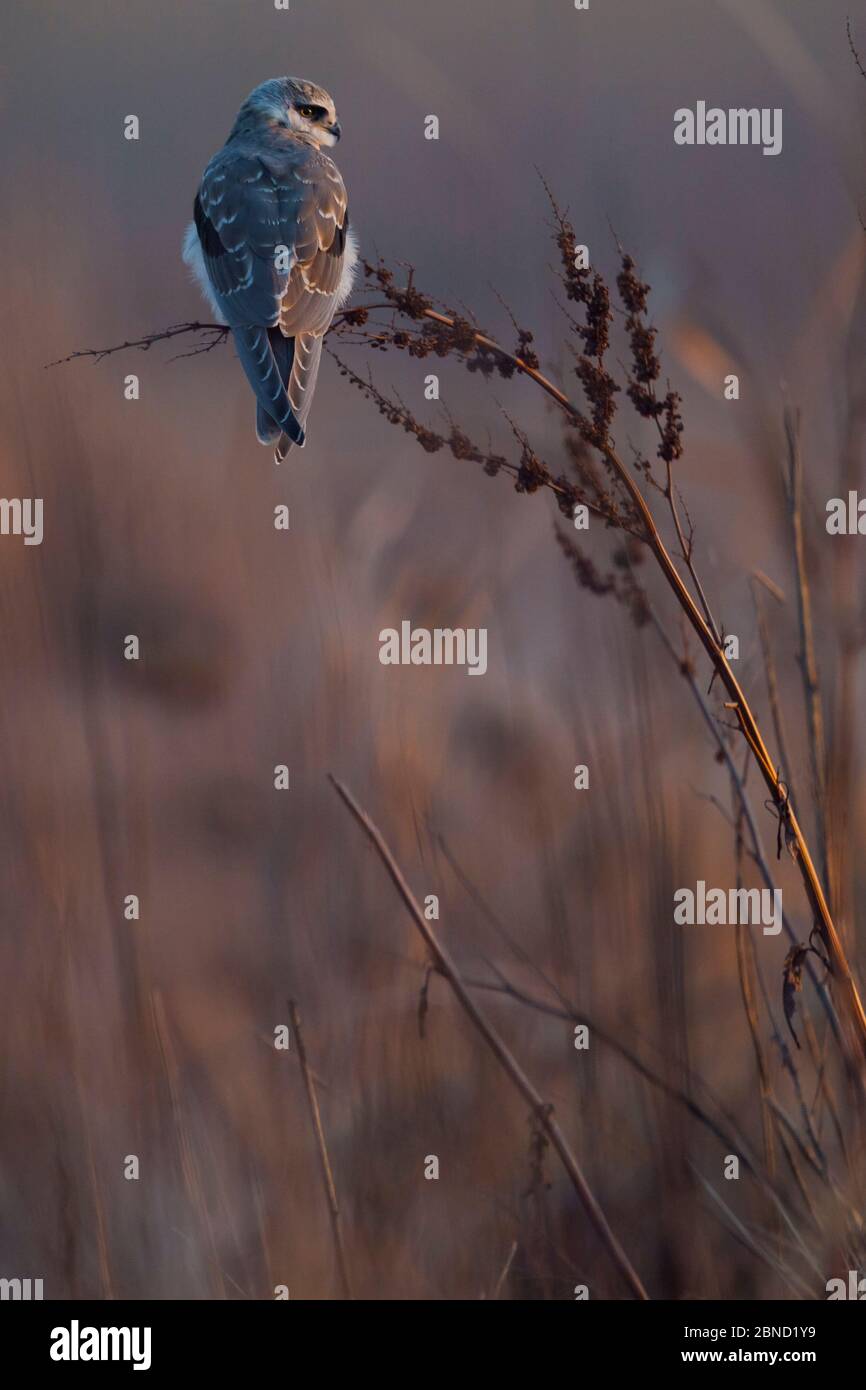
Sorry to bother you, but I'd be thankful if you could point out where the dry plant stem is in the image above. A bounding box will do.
[734,859,776,1184]
[419,311,866,1069]
[803,1012,852,1175]
[664,632,858,1231]
[328,773,650,1301]
[288,1000,354,1301]
[828,325,866,934]
[383,302,866,1063]
[691,1167,817,1300]
[751,579,801,822]
[461,970,778,1195]
[735,907,818,1231]
[663,457,721,644]
[436,785,831,1258]
[46,308,371,366]
[492,1239,519,1300]
[785,410,829,899]
[651,613,842,1045]
[151,989,225,1299]
[435,836,777,1181]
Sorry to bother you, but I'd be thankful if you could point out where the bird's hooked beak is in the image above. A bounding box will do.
[329,119,342,142]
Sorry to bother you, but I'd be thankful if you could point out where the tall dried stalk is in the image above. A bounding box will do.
[151,989,226,1299]
[750,574,800,823]
[331,255,866,1080]
[288,1000,354,1300]
[328,774,650,1300]
[784,410,829,899]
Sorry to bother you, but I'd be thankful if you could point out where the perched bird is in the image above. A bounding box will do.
[183,77,357,460]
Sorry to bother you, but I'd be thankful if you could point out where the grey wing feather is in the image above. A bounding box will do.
[290,334,323,427]
[273,161,354,458]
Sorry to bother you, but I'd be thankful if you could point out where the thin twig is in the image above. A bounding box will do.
[848,17,866,82]
[328,773,649,1300]
[750,577,801,822]
[492,1239,519,1300]
[651,614,844,1050]
[288,1000,354,1301]
[43,305,389,368]
[784,409,829,902]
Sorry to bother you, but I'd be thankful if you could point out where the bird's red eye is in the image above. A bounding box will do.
[298,105,317,119]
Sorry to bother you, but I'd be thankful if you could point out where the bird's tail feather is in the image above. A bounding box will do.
[255,329,295,444]
[232,325,304,448]
[274,333,323,463]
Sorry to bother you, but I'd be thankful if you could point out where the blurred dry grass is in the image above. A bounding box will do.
[1,255,864,1299]
[2,0,866,1301]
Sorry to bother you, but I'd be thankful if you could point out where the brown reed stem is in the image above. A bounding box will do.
[399,303,866,1075]
[492,1239,519,1300]
[651,613,842,1047]
[750,575,801,822]
[784,409,829,900]
[288,999,354,1301]
[328,773,650,1300]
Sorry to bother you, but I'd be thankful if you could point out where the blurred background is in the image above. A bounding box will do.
[1,0,865,1298]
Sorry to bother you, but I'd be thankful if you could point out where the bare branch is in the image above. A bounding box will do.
[45,321,230,367]
[328,773,649,1300]
[848,17,866,81]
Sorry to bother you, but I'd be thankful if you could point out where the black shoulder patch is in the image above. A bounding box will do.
[194,193,226,259]
[328,208,348,258]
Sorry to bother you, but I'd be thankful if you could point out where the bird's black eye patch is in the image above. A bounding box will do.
[296,102,327,121]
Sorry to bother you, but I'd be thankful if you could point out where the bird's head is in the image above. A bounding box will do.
[231,77,342,147]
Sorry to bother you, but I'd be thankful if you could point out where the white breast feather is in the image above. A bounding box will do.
[182,222,227,324]
[336,226,360,310]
